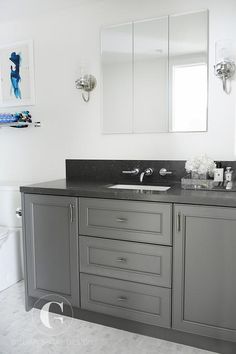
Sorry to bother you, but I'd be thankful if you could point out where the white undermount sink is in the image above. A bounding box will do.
[108,184,171,192]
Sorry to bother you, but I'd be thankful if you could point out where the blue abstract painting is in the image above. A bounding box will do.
[0,40,35,107]
[9,52,22,99]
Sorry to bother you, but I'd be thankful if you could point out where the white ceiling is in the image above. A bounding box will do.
[0,0,101,23]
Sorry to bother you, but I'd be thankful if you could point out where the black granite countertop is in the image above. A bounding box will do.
[20,179,236,208]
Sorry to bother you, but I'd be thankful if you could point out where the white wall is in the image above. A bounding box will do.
[0,0,235,182]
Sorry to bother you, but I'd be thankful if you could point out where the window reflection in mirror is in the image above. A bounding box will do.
[169,10,208,132]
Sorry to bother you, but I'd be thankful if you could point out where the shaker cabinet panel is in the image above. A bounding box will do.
[23,194,79,307]
[79,236,172,287]
[173,204,236,342]
[79,198,172,245]
[80,273,171,327]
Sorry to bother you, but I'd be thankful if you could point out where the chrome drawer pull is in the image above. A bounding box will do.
[69,203,74,223]
[177,212,181,232]
[116,217,127,223]
[117,296,128,301]
[116,257,127,263]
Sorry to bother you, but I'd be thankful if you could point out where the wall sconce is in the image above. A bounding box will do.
[214,39,235,94]
[75,74,97,102]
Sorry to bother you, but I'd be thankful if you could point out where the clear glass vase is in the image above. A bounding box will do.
[191,171,207,180]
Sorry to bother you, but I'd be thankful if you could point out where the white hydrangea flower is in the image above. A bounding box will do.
[185,155,216,177]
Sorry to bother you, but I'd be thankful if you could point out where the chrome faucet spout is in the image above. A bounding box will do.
[140,171,145,183]
[140,168,153,183]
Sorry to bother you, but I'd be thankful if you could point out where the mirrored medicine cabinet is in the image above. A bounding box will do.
[101,10,208,134]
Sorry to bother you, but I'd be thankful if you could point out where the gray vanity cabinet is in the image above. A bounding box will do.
[173,204,236,342]
[22,190,236,345]
[23,194,80,307]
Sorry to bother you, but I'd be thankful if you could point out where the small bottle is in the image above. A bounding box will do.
[225,167,233,190]
[214,162,224,184]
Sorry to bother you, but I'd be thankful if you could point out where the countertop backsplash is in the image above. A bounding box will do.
[66,159,236,183]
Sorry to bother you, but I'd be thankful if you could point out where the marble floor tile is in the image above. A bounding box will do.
[0,281,217,354]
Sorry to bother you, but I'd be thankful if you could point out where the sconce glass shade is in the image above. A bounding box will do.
[215,39,235,94]
[215,39,235,63]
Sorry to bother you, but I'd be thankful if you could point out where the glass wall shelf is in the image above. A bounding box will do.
[0,121,41,128]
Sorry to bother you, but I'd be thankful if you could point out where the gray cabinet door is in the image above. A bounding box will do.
[79,198,172,245]
[173,204,236,342]
[80,236,172,287]
[80,273,171,327]
[24,194,79,307]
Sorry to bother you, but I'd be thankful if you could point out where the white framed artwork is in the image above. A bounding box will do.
[0,40,35,107]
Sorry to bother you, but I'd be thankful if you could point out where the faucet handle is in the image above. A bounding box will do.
[122,168,139,176]
[159,168,173,176]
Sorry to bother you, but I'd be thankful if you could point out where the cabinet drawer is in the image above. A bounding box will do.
[80,274,171,327]
[79,236,172,287]
[79,198,172,245]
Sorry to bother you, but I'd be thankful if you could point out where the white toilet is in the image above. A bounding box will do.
[0,183,24,292]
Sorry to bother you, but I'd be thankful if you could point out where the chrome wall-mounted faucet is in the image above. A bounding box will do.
[140,168,153,183]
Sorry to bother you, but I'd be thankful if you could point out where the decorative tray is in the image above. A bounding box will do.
[181,177,236,191]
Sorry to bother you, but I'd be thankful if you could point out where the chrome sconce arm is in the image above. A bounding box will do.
[75,74,97,102]
[214,60,235,94]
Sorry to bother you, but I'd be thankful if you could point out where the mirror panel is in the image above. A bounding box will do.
[133,17,168,133]
[101,10,208,134]
[169,10,208,132]
[101,23,133,133]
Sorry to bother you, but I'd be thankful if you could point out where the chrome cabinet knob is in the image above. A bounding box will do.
[16,208,22,217]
